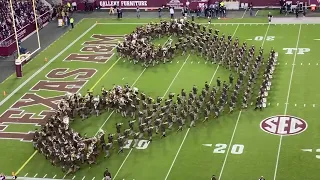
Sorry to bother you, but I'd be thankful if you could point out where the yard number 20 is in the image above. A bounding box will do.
[213,143,244,155]
[254,36,275,41]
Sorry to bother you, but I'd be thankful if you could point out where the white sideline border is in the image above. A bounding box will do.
[0,21,95,107]
[96,22,320,25]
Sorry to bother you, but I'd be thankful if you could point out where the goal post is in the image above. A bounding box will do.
[9,0,42,78]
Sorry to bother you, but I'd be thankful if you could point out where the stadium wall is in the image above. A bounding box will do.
[0,11,52,56]
[66,0,317,10]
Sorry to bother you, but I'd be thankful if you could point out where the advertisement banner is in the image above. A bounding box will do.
[0,11,51,56]
[70,0,314,11]
[98,0,187,9]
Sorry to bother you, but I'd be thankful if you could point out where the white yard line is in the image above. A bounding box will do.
[93,67,146,137]
[113,53,191,179]
[162,54,191,98]
[273,24,302,180]
[255,10,259,16]
[262,24,271,47]
[164,128,190,180]
[218,23,270,180]
[103,37,173,180]
[218,111,242,180]
[209,24,240,85]
[93,36,171,136]
[0,21,95,107]
[113,148,133,180]
[241,9,247,19]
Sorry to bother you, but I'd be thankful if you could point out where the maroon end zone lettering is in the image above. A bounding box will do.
[31,80,87,93]
[65,54,113,63]
[81,45,115,53]
[0,125,6,131]
[11,93,63,110]
[0,132,34,142]
[47,68,97,79]
[0,109,54,125]
[84,34,122,45]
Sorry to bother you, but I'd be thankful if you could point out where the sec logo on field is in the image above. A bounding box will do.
[260,115,308,136]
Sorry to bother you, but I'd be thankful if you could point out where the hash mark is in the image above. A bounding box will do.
[92,177,95,180]
[43,174,47,178]
[72,176,76,180]
[285,63,287,65]
[63,175,66,179]
[304,104,306,107]
[205,61,207,64]
[82,176,86,180]
[177,61,179,63]
[313,104,316,107]
[53,175,57,178]
[301,63,303,65]
[317,63,319,65]
[250,102,253,105]
[24,173,28,177]
[268,103,270,106]
[198,61,200,64]
[309,63,310,65]
[191,61,193,64]
[34,174,38,178]
[276,103,279,106]
[295,104,297,106]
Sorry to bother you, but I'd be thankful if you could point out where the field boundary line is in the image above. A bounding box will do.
[273,24,302,180]
[218,23,270,180]
[14,22,96,176]
[164,128,190,180]
[241,9,248,19]
[0,22,96,108]
[255,10,259,16]
[0,18,85,85]
[96,22,320,25]
[5,176,68,180]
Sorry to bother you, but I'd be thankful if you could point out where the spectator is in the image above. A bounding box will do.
[0,0,50,41]
[72,1,77,11]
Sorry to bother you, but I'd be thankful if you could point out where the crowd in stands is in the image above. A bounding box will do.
[0,0,50,41]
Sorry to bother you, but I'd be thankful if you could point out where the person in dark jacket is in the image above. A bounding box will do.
[103,168,112,180]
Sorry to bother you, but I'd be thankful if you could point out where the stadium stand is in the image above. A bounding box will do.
[0,0,50,41]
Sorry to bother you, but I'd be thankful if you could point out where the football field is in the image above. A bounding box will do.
[1,18,320,180]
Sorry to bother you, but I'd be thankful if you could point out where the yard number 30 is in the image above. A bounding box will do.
[213,143,244,155]
[254,36,275,41]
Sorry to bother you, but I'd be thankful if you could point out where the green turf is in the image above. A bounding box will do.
[0,18,319,180]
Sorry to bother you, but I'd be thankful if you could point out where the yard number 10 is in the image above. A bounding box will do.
[213,143,245,155]
[254,36,275,41]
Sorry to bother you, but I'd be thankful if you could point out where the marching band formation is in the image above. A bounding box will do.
[33,19,277,174]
